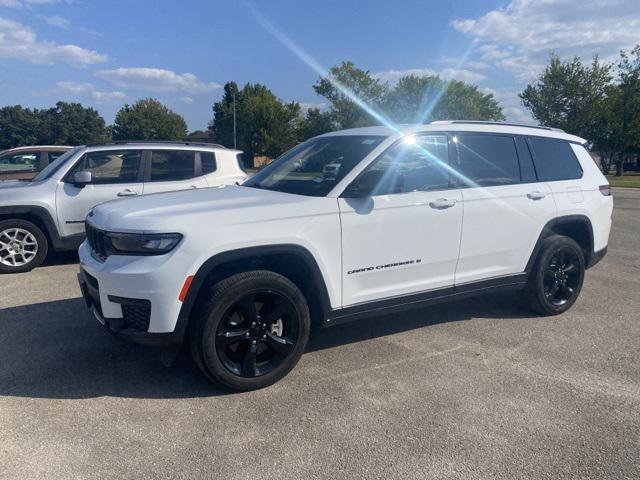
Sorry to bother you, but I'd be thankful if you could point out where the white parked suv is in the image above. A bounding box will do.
[0,141,247,273]
[78,122,613,391]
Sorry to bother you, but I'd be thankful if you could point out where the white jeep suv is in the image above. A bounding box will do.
[0,141,246,273]
[78,122,613,391]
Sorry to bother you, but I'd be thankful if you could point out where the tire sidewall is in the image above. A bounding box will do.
[0,219,48,274]
[198,272,311,391]
[532,236,585,315]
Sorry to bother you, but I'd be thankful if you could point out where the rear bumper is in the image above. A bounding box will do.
[78,268,182,347]
[587,246,608,269]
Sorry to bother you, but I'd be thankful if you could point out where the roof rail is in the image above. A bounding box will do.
[430,120,565,133]
[86,140,227,148]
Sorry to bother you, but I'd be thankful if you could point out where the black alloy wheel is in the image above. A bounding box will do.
[543,247,581,307]
[215,290,299,378]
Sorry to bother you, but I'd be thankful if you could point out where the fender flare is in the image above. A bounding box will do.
[173,244,333,343]
[0,205,69,250]
[525,214,595,273]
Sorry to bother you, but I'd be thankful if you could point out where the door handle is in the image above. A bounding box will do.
[429,198,457,209]
[117,189,138,197]
[527,191,546,200]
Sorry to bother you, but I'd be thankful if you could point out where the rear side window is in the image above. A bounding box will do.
[150,150,196,182]
[528,138,582,181]
[236,154,247,172]
[0,151,38,173]
[453,134,520,187]
[201,152,216,174]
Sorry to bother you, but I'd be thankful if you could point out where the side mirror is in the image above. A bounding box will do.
[70,171,92,188]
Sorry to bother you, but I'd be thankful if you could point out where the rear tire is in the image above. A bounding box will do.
[0,219,48,274]
[525,234,585,315]
[190,270,310,391]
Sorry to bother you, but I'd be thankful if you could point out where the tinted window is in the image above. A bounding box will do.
[361,135,450,195]
[0,152,38,173]
[236,153,247,172]
[529,138,582,181]
[70,150,142,184]
[201,152,216,174]
[453,135,520,187]
[244,135,385,197]
[150,150,196,181]
[515,137,537,183]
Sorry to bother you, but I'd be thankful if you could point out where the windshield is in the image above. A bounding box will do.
[244,135,386,197]
[31,147,81,182]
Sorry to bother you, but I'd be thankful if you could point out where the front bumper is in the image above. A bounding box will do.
[78,240,192,346]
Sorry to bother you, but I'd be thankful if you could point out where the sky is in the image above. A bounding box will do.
[0,0,639,131]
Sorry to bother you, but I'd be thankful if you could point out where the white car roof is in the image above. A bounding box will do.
[321,121,586,144]
[1,145,72,154]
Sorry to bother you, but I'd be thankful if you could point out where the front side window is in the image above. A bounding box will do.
[0,152,38,173]
[529,137,582,181]
[150,150,196,182]
[244,135,386,197]
[70,150,142,184]
[453,134,521,187]
[357,135,450,195]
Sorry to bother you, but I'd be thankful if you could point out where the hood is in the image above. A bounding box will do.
[89,185,335,233]
[0,179,30,189]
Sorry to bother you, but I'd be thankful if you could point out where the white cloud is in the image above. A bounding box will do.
[453,0,640,82]
[374,67,486,85]
[56,81,125,102]
[0,0,64,7]
[299,101,327,112]
[96,67,221,94]
[0,17,106,66]
[180,96,194,104]
[44,15,70,29]
[482,87,534,125]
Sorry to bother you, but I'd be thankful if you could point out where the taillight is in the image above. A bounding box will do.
[599,185,612,196]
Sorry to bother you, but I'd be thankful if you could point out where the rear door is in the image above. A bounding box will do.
[55,149,144,237]
[142,149,208,194]
[452,133,556,285]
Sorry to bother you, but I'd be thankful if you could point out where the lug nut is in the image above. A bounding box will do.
[262,334,267,339]
[251,340,257,345]
[245,332,250,337]
[251,322,256,327]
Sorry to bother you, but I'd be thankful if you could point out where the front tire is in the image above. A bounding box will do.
[0,219,48,274]
[525,235,585,315]
[190,270,311,391]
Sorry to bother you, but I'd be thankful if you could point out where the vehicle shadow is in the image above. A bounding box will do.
[0,293,533,400]
[42,250,79,267]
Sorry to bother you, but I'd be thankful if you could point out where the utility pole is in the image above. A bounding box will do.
[232,92,237,150]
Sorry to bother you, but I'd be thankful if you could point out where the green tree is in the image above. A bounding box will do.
[210,82,300,165]
[606,46,640,176]
[384,74,504,123]
[41,101,108,145]
[112,98,187,141]
[296,108,335,140]
[313,61,388,129]
[520,54,612,147]
[0,105,40,149]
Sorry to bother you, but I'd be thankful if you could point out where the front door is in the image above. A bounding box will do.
[339,134,463,306]
[56,149,144,237]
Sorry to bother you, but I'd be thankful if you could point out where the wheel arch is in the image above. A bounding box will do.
[0,205,63,250]
[174,244,333,343]
[526,215,595,273]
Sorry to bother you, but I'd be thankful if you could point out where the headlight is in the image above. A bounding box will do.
[106,232,183,255]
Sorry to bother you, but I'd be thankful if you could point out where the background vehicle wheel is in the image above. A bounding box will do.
[190,270,311,391]
[0,219,48,274]
[525,234,585,315]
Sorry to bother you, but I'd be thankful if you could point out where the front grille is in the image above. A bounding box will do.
[121,302,151,331]
[85,222,109,262]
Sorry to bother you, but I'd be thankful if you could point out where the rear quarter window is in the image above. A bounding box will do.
[528,137,583,181]
[201,152,217,174]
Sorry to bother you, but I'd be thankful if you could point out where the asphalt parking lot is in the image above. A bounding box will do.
[1,189,638,480]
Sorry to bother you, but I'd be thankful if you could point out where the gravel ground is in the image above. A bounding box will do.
[0,188,638,479]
